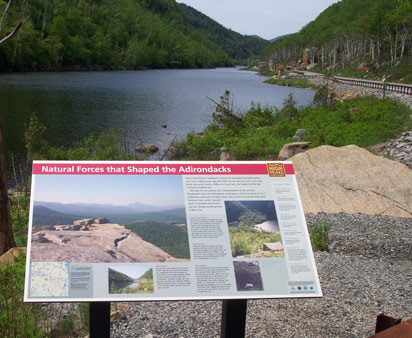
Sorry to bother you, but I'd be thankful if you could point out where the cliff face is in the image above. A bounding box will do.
[30,222,187,263]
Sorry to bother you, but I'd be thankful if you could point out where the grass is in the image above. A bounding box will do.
[0,252,42,338]
[309,222,331,252]
[264,77,319,89]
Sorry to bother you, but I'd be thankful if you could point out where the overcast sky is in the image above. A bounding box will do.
[178,0,340,40]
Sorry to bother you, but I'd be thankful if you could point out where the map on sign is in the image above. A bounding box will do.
[30,262,69,297]
[24,161,322,302]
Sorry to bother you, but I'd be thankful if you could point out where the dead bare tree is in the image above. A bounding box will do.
[0,0,29,46]
[0,0,28,255]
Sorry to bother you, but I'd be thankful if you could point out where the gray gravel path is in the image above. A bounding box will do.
[110,213,412,338]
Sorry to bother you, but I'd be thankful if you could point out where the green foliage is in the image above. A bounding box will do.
[229,227,283,257]
[275,94,300,122]
[171,91,411,160]
[265,78,318,89]
[178,3,268,64]
[49,130,128,160]
[300,96,411,147]
[140,268,153,280]
[78,303,90,333]
[263,0,412,83]
[238,209,267,227]
[10,194,30,247]
[24,112,48,160]
[309,222,331,251]
[125,220,190,259]
[0,0,232,71]
[24,114,133,160]
[59,316,75,336]
[312,84,337,107]
[0,253,42,338]
[212,90,243,130]
[109,268,154,294]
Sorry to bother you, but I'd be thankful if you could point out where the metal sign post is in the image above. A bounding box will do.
[90,302,111,338]
[221,299,248,338]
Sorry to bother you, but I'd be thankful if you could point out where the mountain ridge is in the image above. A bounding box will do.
[178,3,269,63]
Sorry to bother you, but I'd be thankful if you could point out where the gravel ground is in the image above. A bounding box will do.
[109,213,412,338]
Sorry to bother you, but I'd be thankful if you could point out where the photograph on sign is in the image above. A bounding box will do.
[108,266,154,294]
[224,200,283,258]
[24,161,322,302]
[29,175,190,264]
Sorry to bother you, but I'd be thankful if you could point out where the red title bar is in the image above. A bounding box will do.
[32,163,294,176]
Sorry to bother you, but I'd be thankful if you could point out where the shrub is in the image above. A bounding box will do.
[310,222,331,251]
[0,253,42,338]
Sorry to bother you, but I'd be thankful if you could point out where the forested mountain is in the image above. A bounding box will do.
[0,0,231,71]
[263,0,412,82]
[178,3,269,64]
[125,220,190,259]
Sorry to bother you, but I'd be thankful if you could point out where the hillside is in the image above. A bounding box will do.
[32,206,85,226]
[0,0,231,71]
[33,201,186,224]
[124,220,190,259]
[263,0,412,82]
[178,3,269,64]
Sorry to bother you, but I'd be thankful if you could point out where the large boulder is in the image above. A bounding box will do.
[278,142,311,160]
[0,247,26,265]
[290,145,412,217]
[74,218,94,226]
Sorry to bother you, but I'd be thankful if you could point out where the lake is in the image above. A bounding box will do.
[0,67,315,157]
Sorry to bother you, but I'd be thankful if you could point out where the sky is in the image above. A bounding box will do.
[33,175,185,207]
[110,265,152,279]
[177,0,340,40]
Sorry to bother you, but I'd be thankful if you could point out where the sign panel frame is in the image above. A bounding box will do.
[24,161,322,302]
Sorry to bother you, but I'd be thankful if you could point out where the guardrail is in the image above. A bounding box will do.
[286,71,412,95]
[333,76,412,95]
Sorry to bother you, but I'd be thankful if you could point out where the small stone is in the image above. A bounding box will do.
[135,144,159,153]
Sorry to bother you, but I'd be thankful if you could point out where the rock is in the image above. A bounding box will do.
[30,223,188,263]
[290,145,412,217]
[233,261,263,291]
[110,304,130,323]
[383,130,412,167]
[74,218,94,226]
[278,142,312,160]
[368,141,390,155]
[0,247,26,265]
[135,144,159,154]
[349,107,360,115]
[292,129,308,141]
[94,218,109,224]
[263,242,283,251]
[220,152,231,161]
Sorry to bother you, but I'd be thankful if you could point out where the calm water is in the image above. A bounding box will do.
[0,67,315,157]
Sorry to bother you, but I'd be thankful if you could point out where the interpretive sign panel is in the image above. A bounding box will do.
[24,161,322,302]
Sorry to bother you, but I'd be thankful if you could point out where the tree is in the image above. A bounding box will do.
[0,0,28,46]
[0,0,27,255]
[0,119,15,255]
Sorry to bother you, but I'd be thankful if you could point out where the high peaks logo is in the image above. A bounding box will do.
[267,163,286,177]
